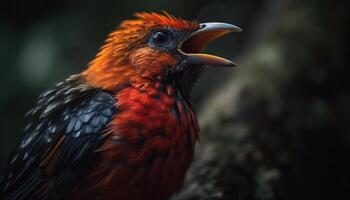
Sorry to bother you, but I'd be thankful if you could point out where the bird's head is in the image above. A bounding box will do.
[83,12,241,92]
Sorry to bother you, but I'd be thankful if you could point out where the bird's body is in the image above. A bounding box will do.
[0,12,241,200]
[73,80,198,200]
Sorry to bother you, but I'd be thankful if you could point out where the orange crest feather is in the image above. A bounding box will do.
[133,12,199,30]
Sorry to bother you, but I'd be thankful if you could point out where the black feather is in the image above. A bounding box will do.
[0,75,118,200]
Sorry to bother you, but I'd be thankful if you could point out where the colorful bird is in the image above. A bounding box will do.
[0,12,241,200]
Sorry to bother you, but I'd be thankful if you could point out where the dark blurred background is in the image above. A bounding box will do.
[0,0,348,199]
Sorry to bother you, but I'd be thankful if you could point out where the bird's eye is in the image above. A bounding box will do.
[150,31,170,45]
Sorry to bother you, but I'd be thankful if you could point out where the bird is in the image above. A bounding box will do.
[0,12,241,200]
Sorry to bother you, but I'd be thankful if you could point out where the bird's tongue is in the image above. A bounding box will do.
[179,22,242,67]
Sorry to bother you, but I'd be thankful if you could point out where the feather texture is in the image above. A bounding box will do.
[0,76,117,199]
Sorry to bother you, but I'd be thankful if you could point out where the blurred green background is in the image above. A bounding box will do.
[0,0,348,199]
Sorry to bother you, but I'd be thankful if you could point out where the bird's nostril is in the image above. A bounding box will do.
[199,24,206,29]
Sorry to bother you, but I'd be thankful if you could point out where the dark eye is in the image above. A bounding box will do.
[150,31,170,45]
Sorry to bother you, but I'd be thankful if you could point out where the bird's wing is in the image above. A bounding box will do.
[0,76,117,200]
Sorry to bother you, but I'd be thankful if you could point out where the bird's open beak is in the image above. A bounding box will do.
[178,22,242,67]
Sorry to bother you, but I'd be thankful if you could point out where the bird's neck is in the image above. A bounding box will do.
[83,64,201,99]
[163,65,203,99]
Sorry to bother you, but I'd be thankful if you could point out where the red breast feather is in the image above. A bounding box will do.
[72,83,199,200]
